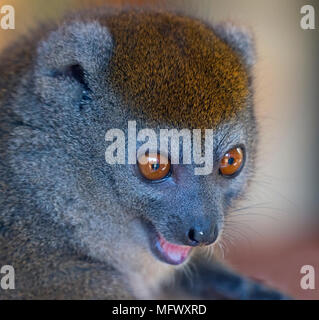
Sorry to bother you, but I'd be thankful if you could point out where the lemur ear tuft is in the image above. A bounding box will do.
[35,21,113,84]
[214,22,256,69]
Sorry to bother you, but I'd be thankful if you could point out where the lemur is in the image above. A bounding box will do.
[0,7,288,299]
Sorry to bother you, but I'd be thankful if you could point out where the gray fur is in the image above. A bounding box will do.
[0,9,286,299]
[214,21,256,69]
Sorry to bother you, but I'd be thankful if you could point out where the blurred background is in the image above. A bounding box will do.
[1,0,318,299]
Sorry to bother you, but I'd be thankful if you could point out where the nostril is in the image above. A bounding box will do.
[187,225,220,246]
[187,228,199,245]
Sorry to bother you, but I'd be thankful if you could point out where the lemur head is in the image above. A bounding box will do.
[12,9,256,281]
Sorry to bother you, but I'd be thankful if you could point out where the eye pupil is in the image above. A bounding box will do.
[151,163,160,171]
[138,153,171,181]
[219,147,244,177]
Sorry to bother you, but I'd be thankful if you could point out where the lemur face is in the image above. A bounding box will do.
[101,12,255,265]
[32,10,256,267]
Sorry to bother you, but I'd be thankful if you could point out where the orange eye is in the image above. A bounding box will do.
[219,147,244,177]
[138,153,171,181]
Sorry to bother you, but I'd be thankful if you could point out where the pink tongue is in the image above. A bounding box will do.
[158,234,192,262]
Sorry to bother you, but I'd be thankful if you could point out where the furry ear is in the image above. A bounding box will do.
[34,21,113,106]
[36,20,113,77]
[213,22,256,69]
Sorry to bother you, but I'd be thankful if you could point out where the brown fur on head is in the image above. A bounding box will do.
[102,11,249,129]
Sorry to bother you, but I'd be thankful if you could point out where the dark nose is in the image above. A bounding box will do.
[187,224,219,246]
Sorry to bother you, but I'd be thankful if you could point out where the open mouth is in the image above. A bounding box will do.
[144,221,193,265]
